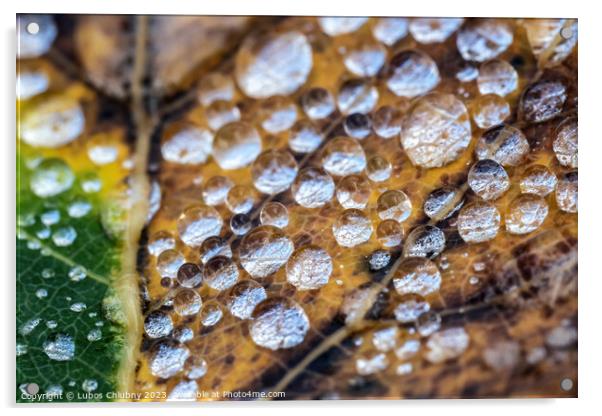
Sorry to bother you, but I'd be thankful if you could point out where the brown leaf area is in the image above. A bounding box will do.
[45,15,577,399]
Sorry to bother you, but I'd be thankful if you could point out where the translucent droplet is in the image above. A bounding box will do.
[86,142,118,166]
[377,190,412,223]
[475,124,529,167]
[332,209,373,247]
[505,195,549,235]
[372,17,408,46]
[260,202,289,228]
[227,280,267,319]
[483,341,520,371]
[386,50,440,98]
[235,31,312,99]
[409,17,464,44]
[68,199,92,218]
[41,209,60,226]
[185,356,208,379]
[322,136,367,176]
[173,289,202,316]
[224,185,256,214]
[251,149,298,194]
[288,119,323,153]
[177,205,223,247]
[457,201,501,243]
[395,338,421,360]
[161,124,213,165]
[372,326,399,352]
[144,311,173,339]
[343,113,372,139]
[477,59,518,96]
[401,93,471,168]
[553,117,578,168]
[423,187,464,220]
[43,333,75,361]
[21,97,84,148]
[68,265,87,282]
[87,328,102,342]
[17,15,57,58]
[468,159,509,200]
[206,100,241,131]
[425,327,470,363]
[239,226,294,278]
[403,225,446,258]
[172,326,193,343]
[202,176,234,206]
[156,249,185,279]
[368,249,391,270]
[394,294,430,323]
[17,70,49,100]
[249,298,309,350]
[555,171,577,213]
[456,64,479,82]
[259,96,297,134]
[69,302,86,312]
[456,19,513,62]
[35,288,48,299]
[520,80,567,123]
[149,340,190,378]
[292,167,335,208]
[212,122,262,170]
[393,257,442,297]
[343,41,386,77]
[52,226,77,247]
[417,311,441,337]
[372,105,403,139]
[231,213,252,235]
[318,17,368,36]
[336,174,371,209]
[148,230,176,257]
[470,94,510,129]
[30,158,75,198]
[200,301,223,326]
[524,19,577,67]
[337,79,378,114]
[377,219,403,248]
[520,165,557,196]
[197,72,234,106]
[203,256,239,291]
[286,245,333,290]
[82,379,98,393]
[199,236,232,264]
[301,87,335,120]
[366,155,392,182]
[177,263,203,288]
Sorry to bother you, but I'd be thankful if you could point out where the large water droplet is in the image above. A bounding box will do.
[251,149,298,194]
[506,194,549,235]
[403,225,446,258]
[393,257,442,297]
[177,205,223,247]
[239,226,294,278]
[286,245,333,290]
[332,209,373,247]
[553,117,578,168]
[149,340,190,378]
[212,122,262,170]
[22,96,84,148]
[372,17,408,46]
[43,333,75,361]
[226,280,267,319]
[468,159,509,200]
[457,201,501,243]
[456,19,513,62]
[475,124,529,167]
[161,124,213,165]
[318,17,368,36]
[336,174,371,209]
[520,165,557,196]
[520,80,567,123]
[386,50,440,98]
[322,136,367,176]
[409,17,464,43]
[377,190,412,223]
[30,158,75,198]
[477,59,518,96]
[260,202,289,228]
[292,167,335,208]
[203,256,239,291]
[144,311,173,339]
[249,297,309,350]
[556,171,578,213]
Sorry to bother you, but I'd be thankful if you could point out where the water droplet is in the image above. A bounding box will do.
[468,159,509,200]
[336,174,371,209]
[292,167,335,208]
[456,64,479,82]
[372,105,403,139]
[239,226,294,278]
[21,96,84,148]
[259,96,297,133]
[475,124,529,167]
[144,311,173,338]
[173,289,202,316]
[470,94,510,129]
[149,340,190,378]
[520,165,557,196]
[483,340,520,371]
[318,17,368,36]
[250,297,309,350]
[16,343,28,356]
[18,14,57,58]
[386,50,440,97]
[322,136,367,176]
[343,41,386,77]
[17,70,49,100]
[409,17,464,43]
[506,194,549,234]
[197,72,234,106]
[520,80,567,123]
[366,155,392,182]
[456,19,513,62]
[227,280,267,319]
[425,327,470,363]
[42,268,55,279]
[43,333,75,361]
[401,93,471,168]
[200,301,223,326]
[235,31,312,98]
[177,205,223,247]
[41,209,60,226]
[417,310,441,336]
[230,213,252,235]
[68,265,87,282]
[203,256,239,291]
[372,17,408,46]
[377,190,412,223]
[553,117,578,168]
[82,379,98,393]
[251,149,298,194]
[212,122,262,170]
[225,185,257,214]
[423,187,464,220]
[376,220,403,248]
[403,225,446,258]
[172,326,193,343]
[87,328,102,342]
[356,353,388,375]
[393,257,442,297]
[524,19,577,67]
[156,249,185,278]
[368,249,391,270]
[52,226,77,247]
[185,356,208,379]
[343,113,372,139]
[477,59,518,96]
[199,236,232,264]
[332,209,373,247]
[301,87,335,120]
[70,302,86,312]
[372,326,399,352]
[286,246,333,290]
[161,124,213,165]
[148,230,176,257]
[177,263,203,288]
[260,202,289,228]
[206,100,241,130]
[288,119,323,153]
[35,288,48,299]
[81,174,102,193]
[68,199,92,218]
[202,176,234,206]
[87,143,118,166]
[30,158,75,198]
[457,201,501,243]
[556,171,578,213]
[337,79,378,114]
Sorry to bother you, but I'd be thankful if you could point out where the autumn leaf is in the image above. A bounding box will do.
[16,15,577,402]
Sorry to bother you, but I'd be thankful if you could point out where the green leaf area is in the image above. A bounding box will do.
[16,151,126,403]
